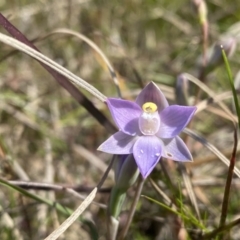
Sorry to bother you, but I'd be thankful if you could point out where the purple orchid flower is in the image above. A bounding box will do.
[98,82,196,178]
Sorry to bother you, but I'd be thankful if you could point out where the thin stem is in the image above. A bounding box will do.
[219,128,237,227]
[97,156,115,190]
[8,180,111,193]
[118,177,145,239]
[203,217,240,239]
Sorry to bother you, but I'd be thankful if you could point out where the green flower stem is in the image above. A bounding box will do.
[107,187,126,240]
[107,216,120,240]
[108,187,127,219]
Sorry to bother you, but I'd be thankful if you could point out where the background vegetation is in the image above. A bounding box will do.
[0,0,240,239]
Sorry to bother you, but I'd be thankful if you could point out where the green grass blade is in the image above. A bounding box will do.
[221,47,240,129]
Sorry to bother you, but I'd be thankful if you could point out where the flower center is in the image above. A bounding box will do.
[139,102,160,135]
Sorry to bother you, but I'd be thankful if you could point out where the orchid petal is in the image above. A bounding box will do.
[107,98,141,135]
[161,136,193,161]
[136,82,169,112]
[133,136,162,178]
[157,105,196,138]
[98,131,136,154]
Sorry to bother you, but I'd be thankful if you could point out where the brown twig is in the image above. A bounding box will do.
[219,127,238,229]
[203,217,240,239]
[118,177,145,239]
[8,180,111,193]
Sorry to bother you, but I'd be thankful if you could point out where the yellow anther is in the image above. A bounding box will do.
[142,102,158,113]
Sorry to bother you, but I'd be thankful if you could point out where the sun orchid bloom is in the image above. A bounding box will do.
[98,82,196,178]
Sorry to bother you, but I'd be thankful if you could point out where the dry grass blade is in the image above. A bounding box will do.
[178,164,201,221]
[73,144,114,180]
[196,91,238,122]
[184,73,236,122]
[44,187,97,240]
[8,180,107,208]
[206,106,237,122]
[0,32,107,102]
[184,128,240,178]
[149,178,177,210]
[48,28,122,97]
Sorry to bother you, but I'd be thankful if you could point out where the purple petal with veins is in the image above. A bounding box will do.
[158,105,196,138]
[98,131,136,154]
[161,136,193,161]
[135,82,169,112]
[133,135,162,178]
[107,98,141,135]
[98,82,196,179]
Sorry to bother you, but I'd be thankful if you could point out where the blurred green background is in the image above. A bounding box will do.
[0,0,240,239]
